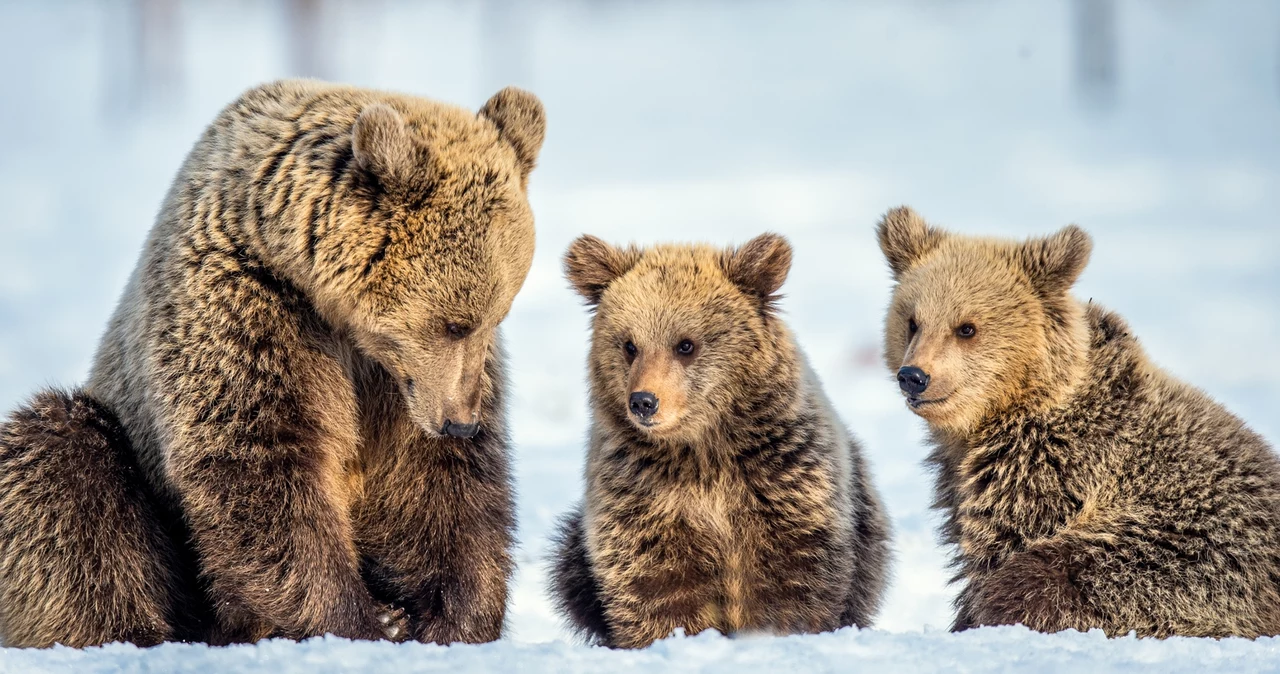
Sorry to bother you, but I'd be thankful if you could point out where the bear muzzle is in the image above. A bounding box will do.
[403,378,483,439]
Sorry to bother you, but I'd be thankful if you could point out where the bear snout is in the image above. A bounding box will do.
[629,391,659,421]
[897,366,930,396]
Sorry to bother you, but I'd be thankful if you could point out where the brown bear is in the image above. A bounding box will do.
[0,79,545,647]
[877,206,1280,638]
[549,234,892,649]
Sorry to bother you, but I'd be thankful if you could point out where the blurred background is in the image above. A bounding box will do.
[0,0,1277,642]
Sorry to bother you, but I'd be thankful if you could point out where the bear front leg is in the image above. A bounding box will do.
[742,464,856,635]
[169,435,393,642]
[157,275,394,642]
[592,517,723,649]
[750,514,855,635]
[966,537,1097,634]
[355,429,515,645]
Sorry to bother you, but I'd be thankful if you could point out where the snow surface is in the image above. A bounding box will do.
[0,0,1278,671]
[4,628,1280,674]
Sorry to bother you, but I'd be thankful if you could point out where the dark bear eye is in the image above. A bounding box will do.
[956,323,976,339]
[624,341,638,358]
[908,318,918,335]
[675,339,695,356]
[445,322,472,340]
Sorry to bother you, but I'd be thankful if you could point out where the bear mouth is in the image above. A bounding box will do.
[907,395,948,409]
[630,417,662,431]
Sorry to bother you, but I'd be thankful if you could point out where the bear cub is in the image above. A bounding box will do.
[878,206,1280,638]
[550,233,891,648]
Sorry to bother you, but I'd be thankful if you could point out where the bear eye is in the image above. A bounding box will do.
[675,339,696,356]
[624,341,638,359]
[956,323,977,339]
[445,322,472,340]
[908,318,918,336]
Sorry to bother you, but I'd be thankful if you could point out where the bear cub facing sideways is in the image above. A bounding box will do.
[879,206,1280,638]
[550,233,892,648]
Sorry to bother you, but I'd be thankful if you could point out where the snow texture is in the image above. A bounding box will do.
[0,0,1278,671]
[4,629,1280,674]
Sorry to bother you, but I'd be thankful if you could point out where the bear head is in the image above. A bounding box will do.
[877,206,1093,434]
[564,233,792,445]
[306,87,545,439]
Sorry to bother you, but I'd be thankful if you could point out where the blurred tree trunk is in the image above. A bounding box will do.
[481,0,533,93]
[287,0,329,80]
[1072,0,1117,111]
[107,0,182,114]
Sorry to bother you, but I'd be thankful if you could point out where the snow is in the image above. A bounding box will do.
[4,629,1280,674]
[0,0,1278,671]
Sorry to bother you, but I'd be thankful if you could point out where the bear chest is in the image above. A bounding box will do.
[650,481,753,555]
[953,435,1094,565]
[650,481,761,614]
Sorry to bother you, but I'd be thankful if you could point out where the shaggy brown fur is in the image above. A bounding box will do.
[878,206,1280,638]
[550,234,891,649]
[0,389,214,646]
[0,79,545,647]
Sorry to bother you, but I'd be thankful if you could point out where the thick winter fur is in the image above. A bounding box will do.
[0,389,214,647]
[878,206,1280,638]
[550,234,891,648]
[0,79,545,646]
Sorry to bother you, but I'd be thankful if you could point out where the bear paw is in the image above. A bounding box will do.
[376,603,411,642]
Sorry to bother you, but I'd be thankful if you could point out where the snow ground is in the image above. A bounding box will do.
[0,0,1278,670]
[4,628,1280,674]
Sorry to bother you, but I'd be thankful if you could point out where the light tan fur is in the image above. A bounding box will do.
[551,234,891,648]
[878,206,1280,637]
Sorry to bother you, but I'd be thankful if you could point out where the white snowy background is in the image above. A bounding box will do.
[0,0,1278,671]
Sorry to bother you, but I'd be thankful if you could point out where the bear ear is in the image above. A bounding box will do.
[480,87,546,180]
[1018,224,1093,296]
[876,206,946,280]
[723,233,792,305]
[564,235,641,305]
[352,103,416,187]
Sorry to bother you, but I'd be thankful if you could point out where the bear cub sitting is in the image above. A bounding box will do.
[550,233,891,648]
[878,206,1280,638]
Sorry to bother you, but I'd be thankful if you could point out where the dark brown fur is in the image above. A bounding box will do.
[0,80,545,647]
[0,389,214,646]
[878,206,1280,637]
[550,235,892,648]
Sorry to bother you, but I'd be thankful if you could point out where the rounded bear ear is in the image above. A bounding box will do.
[1018,224,1093,296]
[352,103,416,187]
[564,235,641,306]
[723,233,792,305]
[876,206,946,280]
[479,87,546,181]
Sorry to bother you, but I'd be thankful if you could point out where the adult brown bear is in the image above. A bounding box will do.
[0,80,545,647]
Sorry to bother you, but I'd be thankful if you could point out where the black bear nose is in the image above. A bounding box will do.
[442,420,479,439]
[629,391,659,419]
[897,366,930,396]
